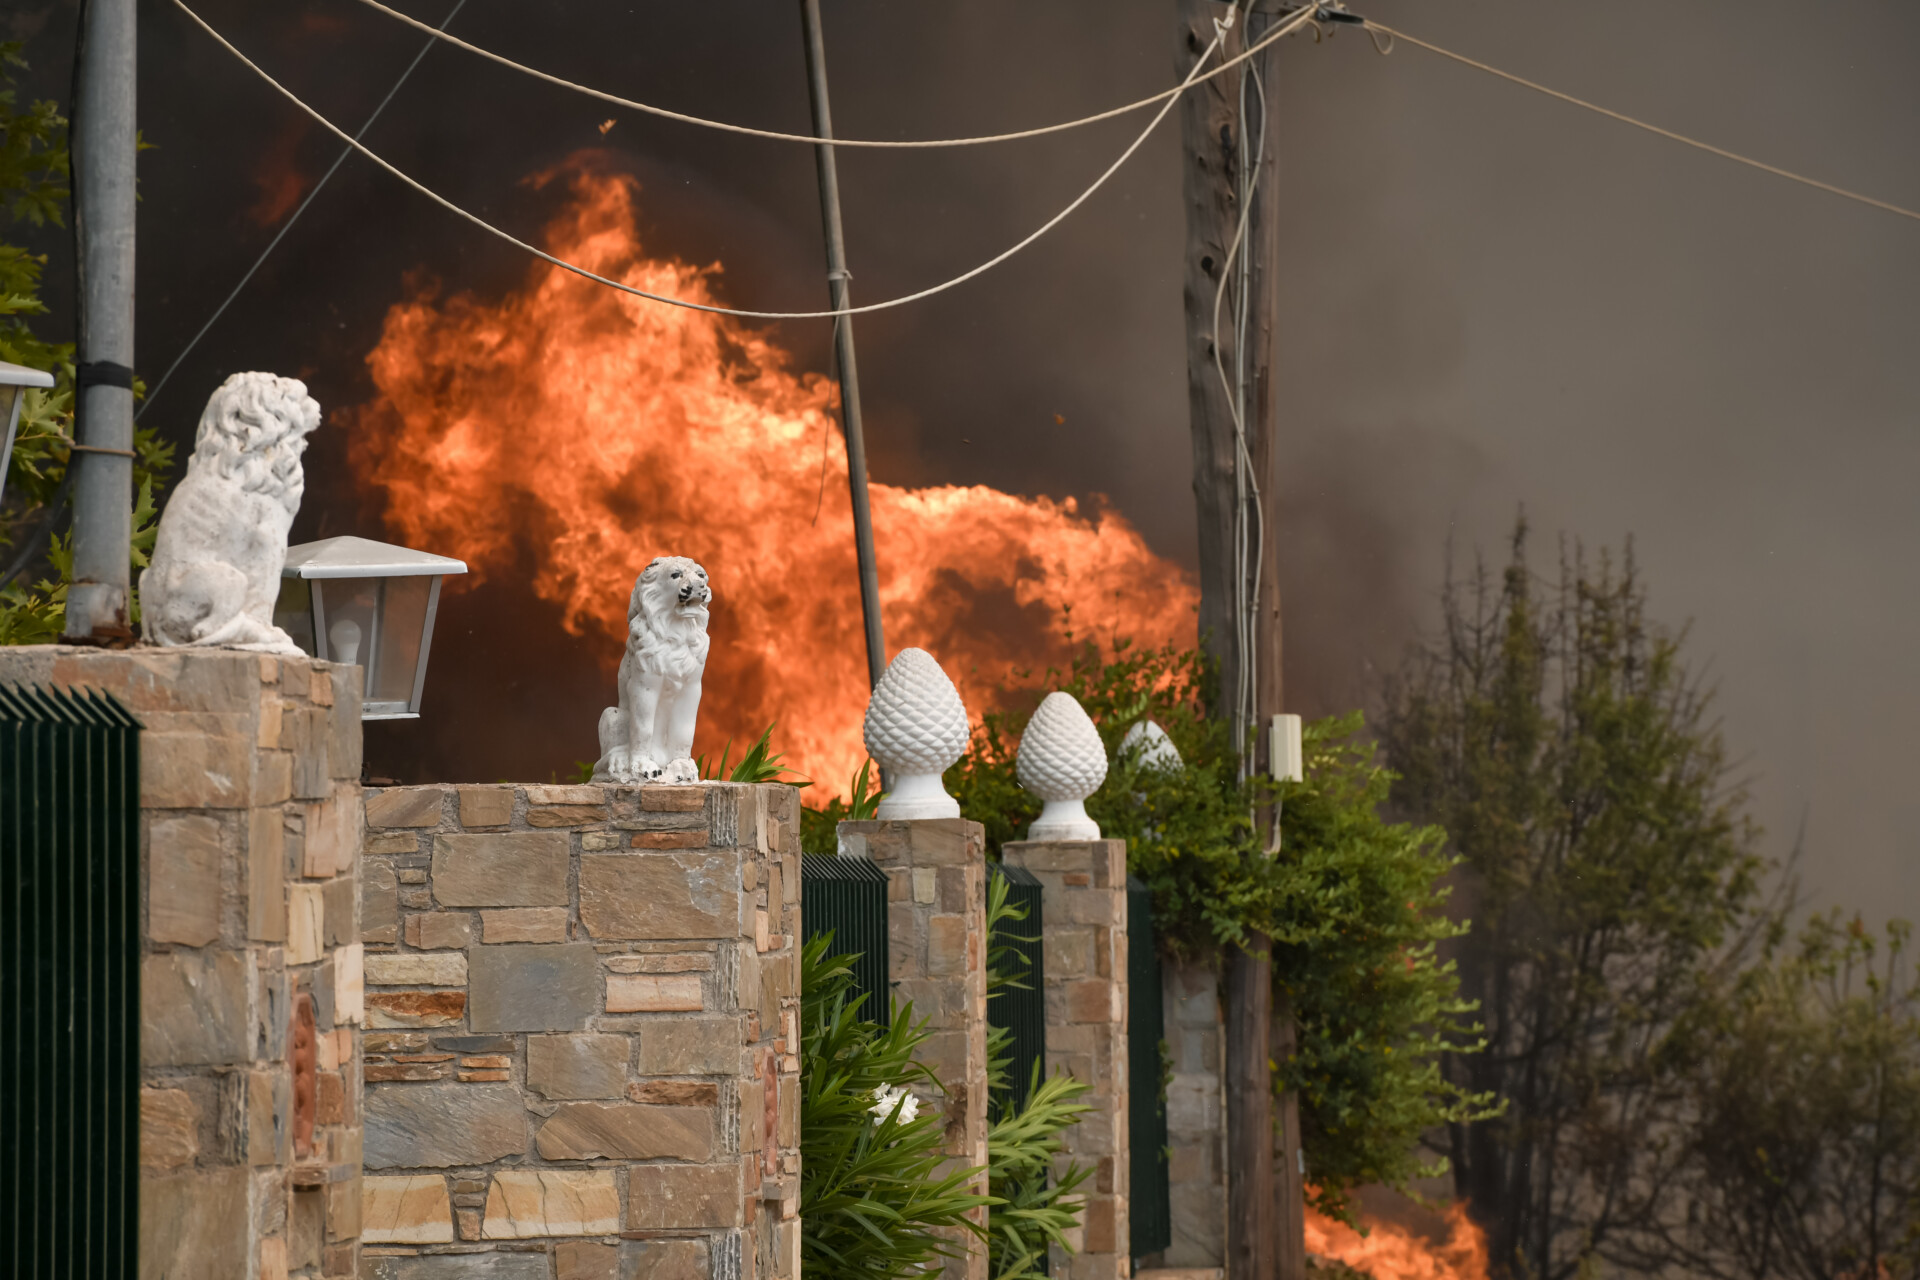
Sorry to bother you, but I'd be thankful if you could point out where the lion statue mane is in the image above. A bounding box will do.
[140,371,321,654]
[592,556,712,785]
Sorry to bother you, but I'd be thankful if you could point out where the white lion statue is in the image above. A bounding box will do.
[592,556,712,785]
[141,372,320,654]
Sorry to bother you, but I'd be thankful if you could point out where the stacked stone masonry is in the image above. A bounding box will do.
[0,645,369,1280]
[1001,840,1130,1280]
[356,781,801,1280]
[834,819,990,1280]
[1154,958,1228,1270]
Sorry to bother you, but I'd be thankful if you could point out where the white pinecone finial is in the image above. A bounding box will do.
[1119,719,1183,774]
[864,648,969,820]
[1017,691,1107,840]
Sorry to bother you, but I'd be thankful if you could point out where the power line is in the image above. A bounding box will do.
[173,0,1321,321]
[345,0,1328,149]
[139,0,469,420]
[1367,20,1920,227]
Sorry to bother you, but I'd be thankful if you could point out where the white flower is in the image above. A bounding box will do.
[869,1084,921,1125]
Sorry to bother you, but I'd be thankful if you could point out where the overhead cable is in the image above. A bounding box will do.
[173,0,1321,321]
[1367,20,1920,226]
[345,0,1326,149]
[139,0,468,421]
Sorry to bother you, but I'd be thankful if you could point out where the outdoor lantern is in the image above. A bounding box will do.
[275,536,468,720]
[0,360,57,507]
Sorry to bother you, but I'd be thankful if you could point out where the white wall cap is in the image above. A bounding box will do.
[282,535,468,579]
[0,360,56,389]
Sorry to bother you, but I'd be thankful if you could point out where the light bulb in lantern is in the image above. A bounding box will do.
[328,618,363,668]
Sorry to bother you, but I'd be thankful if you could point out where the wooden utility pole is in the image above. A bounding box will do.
[1177,0,1303,1275]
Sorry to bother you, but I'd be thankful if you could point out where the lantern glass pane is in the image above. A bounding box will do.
[372,575,431,705]
[318,578,380,679]
[272,577,316,655]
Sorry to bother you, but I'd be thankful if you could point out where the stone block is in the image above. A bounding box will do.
[432,832,569,907]
[627,1080,719,1106]
[631,830,707,849]
[557,1241,621,1280]
[363,1255,550,1280]
[579,851,738,939]
[248,1068,292,1165]
[148,813,223,945]
[366,990,465,1029]
[140,1087,199,1169]
[143,950,249,1066]
[287,882,325,965]
[289,709,333,800]
[362,1175,454,1244]
[366,952,468,986]
[616,1238,711,1280]
[328,1175,361,1239]
[607,973,703,1013]
[364,1083,526,1168]
[458,786,515,828]
[143,730,252,809]
[640,785,707,812]
[469,942,598,1032]
[529,805,607,827]
[483,1169,620,1238]
[481,907,568,943]
[528,1034,630,1100]
[405,912,475,950]
[139,1166,249,1280]
[335,942,365,1025]
[927,915,969,976]
[366,787,444,828]
[248,807,288,943]
[1066,980,1119,1024]
[251,750,293,807]
[323,875,358,947]
[365,831,420,855]
[535,1102,713,1160]
[362,860,399,945]
[635,1017,743,1075]
[305,792,359,878]
[525,784,604,806]
[625,1162,741,1230]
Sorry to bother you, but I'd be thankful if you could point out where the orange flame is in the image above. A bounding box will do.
[350,163,1196,788]
[1304,1204,1490,1280]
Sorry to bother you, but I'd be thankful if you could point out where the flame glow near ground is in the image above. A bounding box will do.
[351,166,1197,788]
[1305,1203,1491,1280]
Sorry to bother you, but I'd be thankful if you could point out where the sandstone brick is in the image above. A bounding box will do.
[483,1169,620,1238]
[628,1080,719,1106]
[536,1101,712,1160]
[481,907,568,943]
[404,912,474,950]
[361,861,400,948]
[606,953,712,973]
[287,883,325,966]
[248,807,288,943]
[259,1234,289,1280]
[327,1175,360,1240]
[322,875,358,947]
[143,950,249,1066]
[556,1241,620,1280]
[365,831,420,855]
[365,1031,429,1053]
[364,1083,526,1168]
[366,788,444,828]
[361,1255,552,1280]
[607,973,703,1013]
[366,989,465,1029]
[469,942,598,1032]
[615,1238,710,1280]
[365,952,468,986]
[524,783,604,806]
[335,942,365,1025]
[640,785,707,812]
[631,830,707,849]
[582,831,624,851]
[305,792,359,878]
[361,1175,453,1244]
[309,665,334,705]
[528,1034,629,1100]
[317,1071,346,1125]
[431,832,569,907]
[528,805,606,827]
[139,1167,249,1279]
[253,749,294,807]
[1065,980,1118,1023]
[143,730,252,808]
[458,786,515,828]
[148,814,224,945]
[140,1087,198,1169]
[635,1017,743,1075]
[927,915,969,976]
[248,1068,291,1165]
[625,1162,741,1230]
[579,851,738,939]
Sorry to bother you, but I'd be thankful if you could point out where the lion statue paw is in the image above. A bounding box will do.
[662,758,699,785]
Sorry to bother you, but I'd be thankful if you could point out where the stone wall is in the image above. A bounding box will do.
[1001,839,1129,1280]
[0,645,368,1280]
[834,819,990,1280]
[354,781,801,1280]
[1156,957,1227,1271]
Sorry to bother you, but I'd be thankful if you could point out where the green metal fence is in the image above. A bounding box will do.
[989,861,1046,1118]
[800,852,892,1028]
[1128,874,1172,1261]
[0,682,141,1278]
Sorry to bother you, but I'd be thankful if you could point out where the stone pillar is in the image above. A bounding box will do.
[0,645,368,1280]
[354,780,801,1280]
[1002,839,1129,1280]
[1157,957,1228,1274]
[835,819,990,1280]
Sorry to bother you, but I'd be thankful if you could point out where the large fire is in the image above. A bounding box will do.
[350,162,1196,788]
[1305,1204,1490,1280]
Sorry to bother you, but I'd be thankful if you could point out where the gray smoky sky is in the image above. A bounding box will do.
[11,0,1918,923]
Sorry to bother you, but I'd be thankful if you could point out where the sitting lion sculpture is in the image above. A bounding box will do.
[592,556,712,785]
[141,372,320,654]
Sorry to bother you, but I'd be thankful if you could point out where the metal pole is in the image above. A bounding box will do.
[798,0,888,692]
[64,0,138,642]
